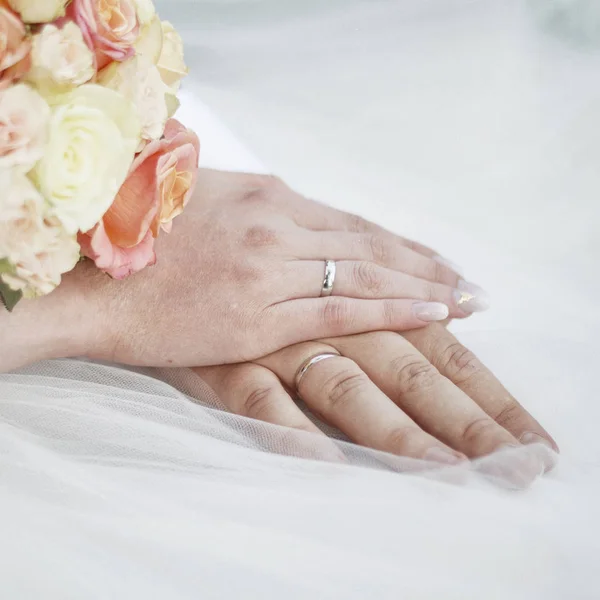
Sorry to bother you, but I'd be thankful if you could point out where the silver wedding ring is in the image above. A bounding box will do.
[295,352,341,393]
[321,260,336,297]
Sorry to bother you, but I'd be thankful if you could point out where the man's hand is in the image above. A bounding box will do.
[195,324,557,486]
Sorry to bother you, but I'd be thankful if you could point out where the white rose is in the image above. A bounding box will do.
[99,55,169,145]
[7,0,69,24]
[27,23,95,94]
[0,84,50,172]
[133,0,156,26]
[134,14,164,66]
[157,21,188,93]
[0,169,79,298]
[31,84,142,234]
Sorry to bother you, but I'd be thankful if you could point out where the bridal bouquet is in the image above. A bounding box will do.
[0,0,200,310]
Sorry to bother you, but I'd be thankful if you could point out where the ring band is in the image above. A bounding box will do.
[321,260,336,297]
[295,352,341,393]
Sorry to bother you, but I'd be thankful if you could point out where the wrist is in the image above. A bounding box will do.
[0,262,101,372]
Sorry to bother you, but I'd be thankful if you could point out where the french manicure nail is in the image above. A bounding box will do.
[520,432,555,450]
[413,302,450,322]
[424,447,466,466]
[433,254,464,276]
[453,279,491,313]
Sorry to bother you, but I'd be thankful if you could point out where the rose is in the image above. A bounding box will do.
[31,84,141,234]
[0,169,80,298]
[133,13,163,66]
[0,83,50,171]
[157,22,188,92]
[0,0,31,90]
[133,0,155,26]
[77,222,155,280]
[79,118,199,278]
[98,55,168,145]
[156,21,187,117]
[157,21,187,91]
[7,0,68,23]
[68,0,140,71]
[27,23,95,95]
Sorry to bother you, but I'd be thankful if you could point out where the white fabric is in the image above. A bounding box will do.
[1,0,600,597]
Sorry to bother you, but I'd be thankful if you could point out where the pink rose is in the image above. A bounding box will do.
[79,118,200,279]
[0,0,31,90]
[68,0,140,71]
[78,223,156,280]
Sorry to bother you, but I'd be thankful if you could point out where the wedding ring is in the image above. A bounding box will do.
[321,260,336,297]
[295,352,341,393]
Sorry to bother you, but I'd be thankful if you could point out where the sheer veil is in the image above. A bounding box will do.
[1,1,599,597]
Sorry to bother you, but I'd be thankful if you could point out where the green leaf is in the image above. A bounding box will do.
[0,280,22,312]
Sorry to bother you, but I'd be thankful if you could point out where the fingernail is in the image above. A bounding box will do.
[453,280,491,313]
[413,302,450,322]
[520,432,555,450]
[433,255,464,276]
[424,447,467,465]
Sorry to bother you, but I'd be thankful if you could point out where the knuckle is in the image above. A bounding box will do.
[368,235,390,264]
[426,259,444,283]
[422,282,436,302]
[321,363,367,412]
[354,261,386,295]
[348,213,368,233]
[461,417,498,445]
[441,342,483,383]
[242,225,281,249]
[393,358,440,393]
[243,385,280,420]
[381,299,396,326]
[240,175,284,204]
[493,402,524,430]
[322,298,354,333]
[384,426,423,454]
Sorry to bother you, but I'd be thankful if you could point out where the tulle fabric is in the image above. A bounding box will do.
[1,0,600,597]
[0,333,598,598]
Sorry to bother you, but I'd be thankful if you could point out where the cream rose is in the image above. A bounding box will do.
[157,21,188,93]
[133,0,155,26]
[31,84,141,234]
[99,55,168,145]
[27,23,95,95]
[0,169,80,298]
[7,0,69,24]
[0,83,50,172]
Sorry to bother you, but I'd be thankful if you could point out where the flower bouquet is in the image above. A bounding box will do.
[0,0,200,310]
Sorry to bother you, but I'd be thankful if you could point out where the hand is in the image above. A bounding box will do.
[194,324,558,484]
[1,169,490,372]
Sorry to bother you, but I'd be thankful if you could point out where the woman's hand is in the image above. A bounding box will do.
[194,323,558,483]
[1,169,490,372]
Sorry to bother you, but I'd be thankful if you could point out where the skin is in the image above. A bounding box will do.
[0,170,553,483]
[0,169,481,372]
[195,324,559,485]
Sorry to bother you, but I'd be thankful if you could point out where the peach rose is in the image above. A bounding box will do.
[68,0,140,71]
[78,222,156,280]
[79,118,200,278]
[0,0,31,90]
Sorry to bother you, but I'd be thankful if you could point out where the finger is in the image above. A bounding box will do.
[268,298,449,346]
[402,324,560,454]
[195,363,322,434]
[194,363,346,462]
[288,230,461,287]
[257,342,466,463]
[323,332,521,458]
[287,260,489,316]
[288,197,446,260]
